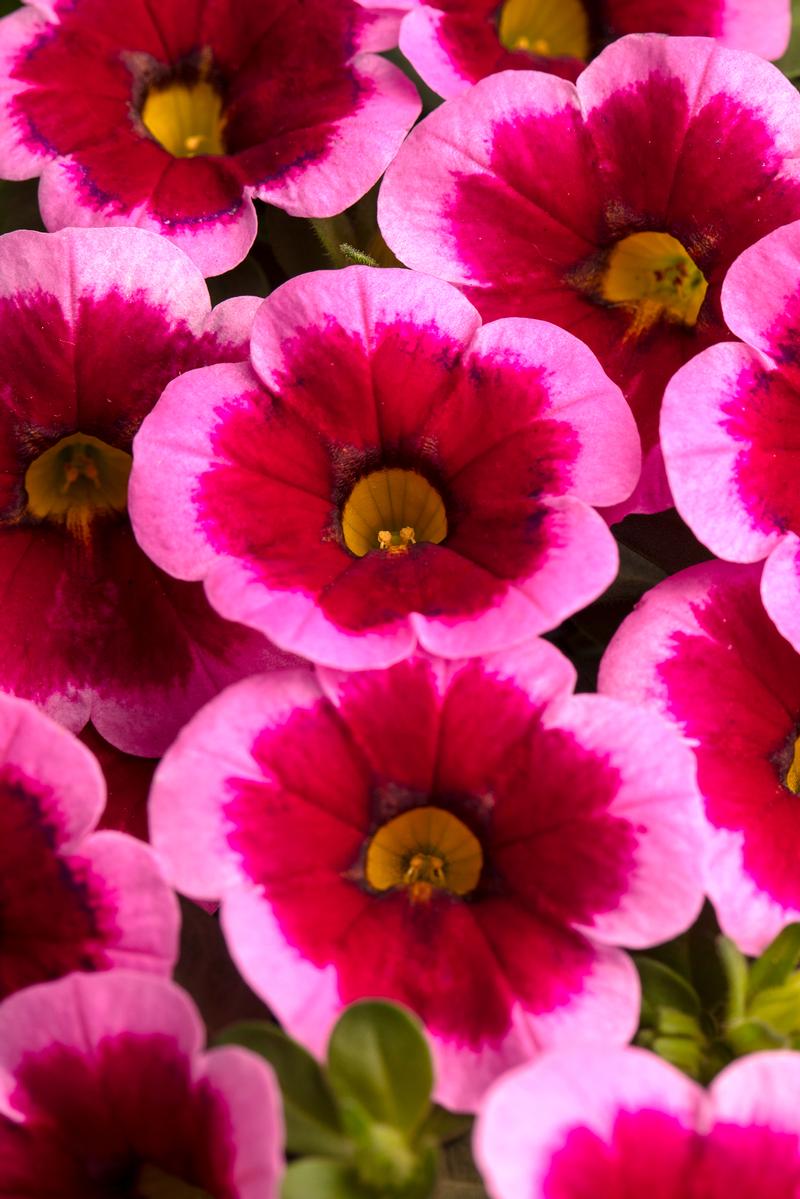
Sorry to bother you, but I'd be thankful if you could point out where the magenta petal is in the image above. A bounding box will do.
[0,971,283,1198]
[0,694,178,997]
[132,267,636,666]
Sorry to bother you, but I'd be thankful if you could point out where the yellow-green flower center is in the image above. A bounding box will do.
[600,232,709,338]
[142,79,226,158]
[498,0,590,58]
[24,432,131,540]
[340,469,447,557]
[365,806,483,904]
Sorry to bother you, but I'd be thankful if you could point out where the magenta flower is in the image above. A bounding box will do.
[0,0,420,276]
[0,971,283,1197]
[378,35,800,514]
[0,692,178,1000]
[662,220,800,653]
[601,560,800,956]
[0,225,299,757]
[396,0,790,100]
[149,642,705,1110]
[129,266,639,670]
[475,1046,800,1199]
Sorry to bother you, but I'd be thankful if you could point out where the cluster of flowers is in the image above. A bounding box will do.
[2,0,800,1194]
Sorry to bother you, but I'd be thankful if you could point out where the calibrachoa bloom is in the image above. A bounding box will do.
[395,0,790,99]
[378,35,800,514]
[129,266,639,670]
[600,560,800,956]
[0,692,178,999]
[0,971,284,1197]
[0,0,420,275]
[662,219,800,653]
[149,642,705,1110]
[475,1046,800,1198]
[0,225,298,757]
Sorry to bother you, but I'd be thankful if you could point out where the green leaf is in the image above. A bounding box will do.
[636,956,701,1025]
[717,936,749,1022]
[648,1035,704,1080]
[282,1159,375,1199]
[217,1022,350,1159]
[747,923,800,1000]
[654,1007,703,1040]
[726,1019,788,1057]
[748,974,800,1035]
[327,1001,434,1135]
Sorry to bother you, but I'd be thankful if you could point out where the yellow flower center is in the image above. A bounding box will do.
[786,737,800,794]
[498,0,590,58]
[137,1164,212,1199]
[142,79,226,158]
[24,432,131,541]
[365,806,483,904]
[600,232,709,339]
[340,469,447,557]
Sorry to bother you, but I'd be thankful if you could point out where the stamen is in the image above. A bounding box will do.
[600,231,708,339]
[341,469,446,557]
[24,432,131,541]
[364,806,483,904]
[378,526,416,555]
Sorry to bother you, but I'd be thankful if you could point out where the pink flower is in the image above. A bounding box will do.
[378,35,800,515]
[475,1046,800,1199]
[662,219,800,654]
[396,0,790,100]
[601,559,800,956]
[0,971,283,1198]
[0,225,299,756]
[149,642,705,1111]
[0,692,178,1000]
[129,265,639,670]
[0,0,420,275]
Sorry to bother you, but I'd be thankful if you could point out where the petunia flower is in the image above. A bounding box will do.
[129,265,639,671]
[600,559,800,956]
[378,35,800,515]
[662,220,800,653]
[149,642,705,1110]
[0,0,420,276]
[475,1046,800,1199]
[0,225,299,757]
[0,691,178,1000]
[393,0,790,100]
[0,971,284,1198]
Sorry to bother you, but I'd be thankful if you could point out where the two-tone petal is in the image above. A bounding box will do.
[130,266,639,669]
[0,971,283,1198]
[600,559,800,955]
[0,226,300,756]
[0,0,420,274]
[662,220,800,651]
[476,1048,800,1198]
[150,642,704,1110]
[0,692,178,998]
[379,35,800,513]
